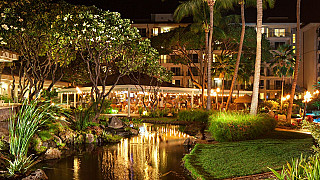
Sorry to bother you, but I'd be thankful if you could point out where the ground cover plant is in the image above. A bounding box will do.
[209,112,276,141]
[183,130,313,179]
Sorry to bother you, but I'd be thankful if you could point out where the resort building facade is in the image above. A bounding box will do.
[132,15,298,100]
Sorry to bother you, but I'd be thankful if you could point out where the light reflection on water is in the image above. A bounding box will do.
[45,123,191,180]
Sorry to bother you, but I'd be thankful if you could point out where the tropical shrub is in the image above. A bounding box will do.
[71,107,94,131]
[178,109,211,123]
[5,100,56,176]
[208,112,276,142]
[269,154,320,180]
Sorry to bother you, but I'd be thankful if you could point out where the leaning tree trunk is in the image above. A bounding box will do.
[226,0,245,111]
[250,0,263,115]
[221,74,225,110]
[287,0,301,123]
[207,0,215,110]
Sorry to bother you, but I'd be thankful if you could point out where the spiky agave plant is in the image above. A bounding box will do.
[6,99,55,176]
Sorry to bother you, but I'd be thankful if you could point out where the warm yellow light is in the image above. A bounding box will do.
[286,95,290,99]
[281,97,287,101]
[76,87,82,94]
[304,91,312,103]
[213,92,217,96]
[210,89,214,94]
[315,90,320,94]
[216,88,220,92]
[143,111,148,116]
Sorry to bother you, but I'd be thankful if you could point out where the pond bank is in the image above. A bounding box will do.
[183,130,313,180]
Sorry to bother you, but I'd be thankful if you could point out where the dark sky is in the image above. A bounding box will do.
[64,0,320,23]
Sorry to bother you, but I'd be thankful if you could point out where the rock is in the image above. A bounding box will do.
[22,169,48,180]
[85,133,95,143]
[59,129,76,144]
[108,116,124,129]
[130,129,139,135]
[44,148,61,160]
[183,137,196,146]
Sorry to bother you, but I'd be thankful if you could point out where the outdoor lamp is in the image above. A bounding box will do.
[303,91,312,120]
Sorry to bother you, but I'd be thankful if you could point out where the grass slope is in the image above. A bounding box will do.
[183,130,313,179]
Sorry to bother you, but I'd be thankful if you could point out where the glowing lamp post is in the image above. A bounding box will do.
[303,91,312,120]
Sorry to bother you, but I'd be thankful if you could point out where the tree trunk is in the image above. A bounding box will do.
[226,1,245,111]
[280,76,284,113]
[221,74,225,110]
[203,30,209,109]
[207,0,215,110]
[250,0,263,115]
[287,0,301,123]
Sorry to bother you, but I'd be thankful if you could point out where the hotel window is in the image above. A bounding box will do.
[274,29,286,37]
[174,80,181,86]
[292,34,296,43]
[160,55,169,63]
[171,67,181,76]
[137,28,147,37]
[188,54,199,63]
[259,80,264,89]
[152,28,159,36]
[161,27,171,33]
[293,46,296,54]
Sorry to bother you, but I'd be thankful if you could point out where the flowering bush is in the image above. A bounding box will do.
[209,112,276,142]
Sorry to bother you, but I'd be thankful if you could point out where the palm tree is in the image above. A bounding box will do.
[287,0,301,123]
[270,44,295,113]
[250,0,263,115]
[174,0,235,110]
[225,0,274,111]
[212,55,234,109]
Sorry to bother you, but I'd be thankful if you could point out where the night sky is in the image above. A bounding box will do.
[64,0,320,23]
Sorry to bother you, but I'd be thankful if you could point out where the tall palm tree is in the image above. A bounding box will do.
[225,0,274,111]
[270,44,295,112]
[174,0,235,110]
[250,0,263,115]
[287,0,301,123]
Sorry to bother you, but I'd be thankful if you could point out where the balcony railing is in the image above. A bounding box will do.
[266,32,291,38]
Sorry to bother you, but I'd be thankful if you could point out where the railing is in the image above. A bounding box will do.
[266,32,291,38]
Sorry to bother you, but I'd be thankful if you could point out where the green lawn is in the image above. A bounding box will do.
[183,130,313,179]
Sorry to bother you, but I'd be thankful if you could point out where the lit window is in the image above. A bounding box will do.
[293,34,296,43]
[293,46,296,54]
[161,27,170,33]
[160,55,168,63]
[152,28,159,36]
[274,29,286,37]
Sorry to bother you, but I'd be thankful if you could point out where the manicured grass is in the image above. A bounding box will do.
[183,130,313,179]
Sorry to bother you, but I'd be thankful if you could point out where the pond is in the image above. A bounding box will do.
[44,124,192,180]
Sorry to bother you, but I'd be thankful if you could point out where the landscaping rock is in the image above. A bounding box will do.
[44,148,61,160]
[85,133,95,143]
[22,169,48,180]
[183,137,196,146]
[130,129,139,135]
[59,129,76,144]
[108,116,124,129]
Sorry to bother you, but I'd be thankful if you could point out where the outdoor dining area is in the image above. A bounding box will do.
[57,85,253,116]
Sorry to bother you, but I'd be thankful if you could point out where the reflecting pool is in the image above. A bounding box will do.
[44,123,191,180]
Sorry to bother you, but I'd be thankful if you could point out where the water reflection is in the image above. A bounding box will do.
[45,123,190,180]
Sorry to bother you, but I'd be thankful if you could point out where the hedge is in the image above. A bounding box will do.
[209,112,277,142]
